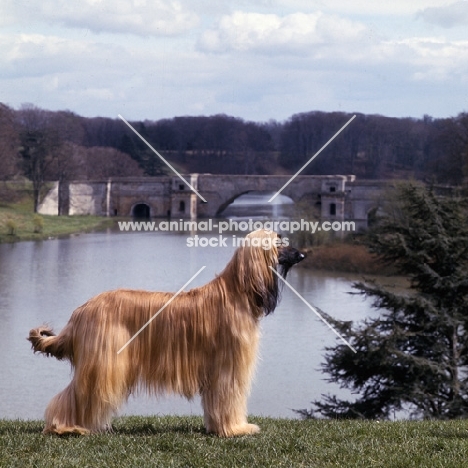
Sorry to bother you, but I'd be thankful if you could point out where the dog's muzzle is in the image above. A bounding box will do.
[278,247,306,266]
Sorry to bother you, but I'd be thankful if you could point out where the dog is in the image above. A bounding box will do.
[28,229,305,436]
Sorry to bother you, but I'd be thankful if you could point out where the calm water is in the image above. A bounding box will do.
[0,194,377,420]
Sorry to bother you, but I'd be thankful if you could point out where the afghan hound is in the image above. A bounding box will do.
[28,229,305,437]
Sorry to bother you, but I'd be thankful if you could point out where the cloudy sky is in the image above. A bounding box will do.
[1,0,467,122]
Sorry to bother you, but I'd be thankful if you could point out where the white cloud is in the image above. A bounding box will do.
[198,11,367,54]
[196,8,468,82]
[1,1,467,121]
[390,37,468,80]
[0,0,199,36]
[0,33,124,79]
[275,0,452,16]
[417,1,468,28]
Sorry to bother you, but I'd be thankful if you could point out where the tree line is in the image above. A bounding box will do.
[1,103,467,210]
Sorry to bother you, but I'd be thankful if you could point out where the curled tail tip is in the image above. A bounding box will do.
[28,325,70,360]
[28,325,55,340]
[28,326,58,355]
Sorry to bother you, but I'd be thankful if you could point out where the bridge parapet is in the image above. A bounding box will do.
[38,174,389,230]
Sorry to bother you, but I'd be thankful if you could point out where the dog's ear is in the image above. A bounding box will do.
[236,230,280,316]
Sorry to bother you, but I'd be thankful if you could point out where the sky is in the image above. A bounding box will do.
[1,0,467,123]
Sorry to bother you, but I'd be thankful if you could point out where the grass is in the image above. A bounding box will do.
[2,417,468,467]
[0,196,112,243]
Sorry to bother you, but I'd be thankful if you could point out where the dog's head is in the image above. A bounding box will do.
[277,244,306,277]
[242,229,305,269]
[235,229,306,316]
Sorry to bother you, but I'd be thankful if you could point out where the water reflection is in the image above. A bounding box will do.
[221,191,295,219]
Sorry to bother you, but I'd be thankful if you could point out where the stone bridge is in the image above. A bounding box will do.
[39,174,391,230]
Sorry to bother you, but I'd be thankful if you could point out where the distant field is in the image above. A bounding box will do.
[2,417,468,467]
[0,189,112,243]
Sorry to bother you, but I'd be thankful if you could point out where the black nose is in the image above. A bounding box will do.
[297,252,306,263]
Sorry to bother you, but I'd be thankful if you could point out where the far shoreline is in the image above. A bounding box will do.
[298,243,398,276]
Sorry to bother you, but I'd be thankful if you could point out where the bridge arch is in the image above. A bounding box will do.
[195,175,349,218]
[215,191,253,215]
[213,189,320,218]
[217,190,295,217]
[132,203,151,218]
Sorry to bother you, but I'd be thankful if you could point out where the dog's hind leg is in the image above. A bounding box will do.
[43,337,133,434]
[43,382,91,435]
[44,370,129,435]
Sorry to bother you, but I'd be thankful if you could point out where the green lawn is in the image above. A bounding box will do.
[1,417,468,467]
[0,198,112,243]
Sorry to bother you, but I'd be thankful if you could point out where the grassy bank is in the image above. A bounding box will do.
[0,199,112,243]
[1,416,468,467]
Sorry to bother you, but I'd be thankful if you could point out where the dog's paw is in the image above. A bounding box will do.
[43,424,90,436]
[245,423,260,434]
[227,423,260,437]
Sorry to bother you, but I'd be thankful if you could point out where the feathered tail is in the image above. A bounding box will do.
[28,325,73,361]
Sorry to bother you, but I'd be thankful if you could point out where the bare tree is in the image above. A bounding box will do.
[72,146,143,179]
[0,103,20,180]
[17,104,61,212]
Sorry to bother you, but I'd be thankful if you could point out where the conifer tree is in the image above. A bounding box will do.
[303,184,468,419]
